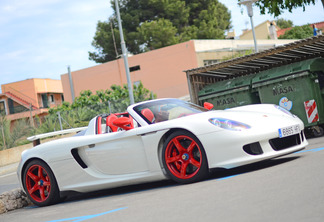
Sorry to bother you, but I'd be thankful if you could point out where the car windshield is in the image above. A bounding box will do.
[133,99,207,124]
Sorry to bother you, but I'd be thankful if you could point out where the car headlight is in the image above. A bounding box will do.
[209,118,251,131]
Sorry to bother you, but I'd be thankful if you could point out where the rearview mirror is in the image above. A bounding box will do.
[204,102,214,110]
[112,117,133,131]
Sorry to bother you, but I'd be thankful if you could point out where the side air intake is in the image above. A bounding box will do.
[243,142,263,155]
[71,149,88,169]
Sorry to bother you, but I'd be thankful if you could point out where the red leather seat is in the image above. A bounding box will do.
[106,114,118,132]
[141,108,154,123]
[96,116,102,134]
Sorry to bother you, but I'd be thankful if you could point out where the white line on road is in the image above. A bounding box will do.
[0,172,16,178]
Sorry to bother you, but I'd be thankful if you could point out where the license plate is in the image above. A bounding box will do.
[278,125,301,138]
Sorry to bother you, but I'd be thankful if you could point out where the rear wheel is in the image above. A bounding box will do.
[162,131,208,183]
[312,126,324,137]
[23,160,60,207]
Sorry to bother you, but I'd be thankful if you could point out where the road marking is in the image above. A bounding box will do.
[46,207,127,222]
[296,147,324,153]
[217,175,238,181]
[0,172,16,178]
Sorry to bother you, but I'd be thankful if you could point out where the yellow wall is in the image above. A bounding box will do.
[240,20,278,40]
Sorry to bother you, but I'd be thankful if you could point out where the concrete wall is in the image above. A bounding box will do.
[0,144,32,167]
[0,134,75,167]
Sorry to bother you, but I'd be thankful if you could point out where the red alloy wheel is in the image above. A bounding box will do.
[165,135,202,180]
[25,164,52,203]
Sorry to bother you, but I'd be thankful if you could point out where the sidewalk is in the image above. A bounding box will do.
[0,162,19,176]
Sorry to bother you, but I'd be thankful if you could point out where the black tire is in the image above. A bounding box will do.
[162,130,208,184]
[313,126,324,137]
[23,160,60,207]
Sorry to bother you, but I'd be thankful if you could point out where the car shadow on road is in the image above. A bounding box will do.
[61,155,302,205]
[208,155,302,181]
[62,180,177,205]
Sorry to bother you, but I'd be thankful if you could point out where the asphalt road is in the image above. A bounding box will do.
[0,172,19,194]
[1,137,324,222]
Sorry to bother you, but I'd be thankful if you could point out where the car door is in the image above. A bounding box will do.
[84,128,149,175]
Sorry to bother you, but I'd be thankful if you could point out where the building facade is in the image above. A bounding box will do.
[61,39,297,103]
[0,78,64,123]
[239,20,279,40]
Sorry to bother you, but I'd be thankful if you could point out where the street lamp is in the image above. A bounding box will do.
[114,0,135,104]
[238,0,259,52]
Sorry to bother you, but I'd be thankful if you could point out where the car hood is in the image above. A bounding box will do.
[151,104,304,136]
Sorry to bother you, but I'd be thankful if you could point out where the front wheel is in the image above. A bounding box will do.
[162,131,208,184]
[23,160,60,207]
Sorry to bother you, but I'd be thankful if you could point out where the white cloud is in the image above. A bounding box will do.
[0,50,26,64]
[1,0,56,19]
[69,2,111,15]
[2,5,14,12]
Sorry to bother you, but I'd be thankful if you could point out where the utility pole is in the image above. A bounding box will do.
[67,66,75,102]
[57,111,63,131]
[29,104,34,127]
[0,118,6,150]
[114,0,135,104]
[239,0,259,53]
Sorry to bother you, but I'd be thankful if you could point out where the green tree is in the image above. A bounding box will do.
[275,18,293,29]
[133,82,153,102]
[192,1,231,39]
[89,20,122,62]
[89,0,231,63]
[36,114,59,134]
[241,0,320,17]
[49,82,154,115]
[0,114,33,150]
[222,49,253,61]
[137,19,180,51]
[279,25,313,39]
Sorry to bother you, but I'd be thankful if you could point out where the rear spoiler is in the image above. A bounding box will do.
[27,127,87,146]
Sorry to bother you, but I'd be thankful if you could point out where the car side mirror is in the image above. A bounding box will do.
[112,117,133,131]
[204,102,214,110]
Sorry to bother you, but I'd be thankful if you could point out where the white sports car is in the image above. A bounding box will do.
[18,98,307,206]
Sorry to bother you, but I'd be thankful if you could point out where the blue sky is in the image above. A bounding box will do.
[0,0,323,89]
